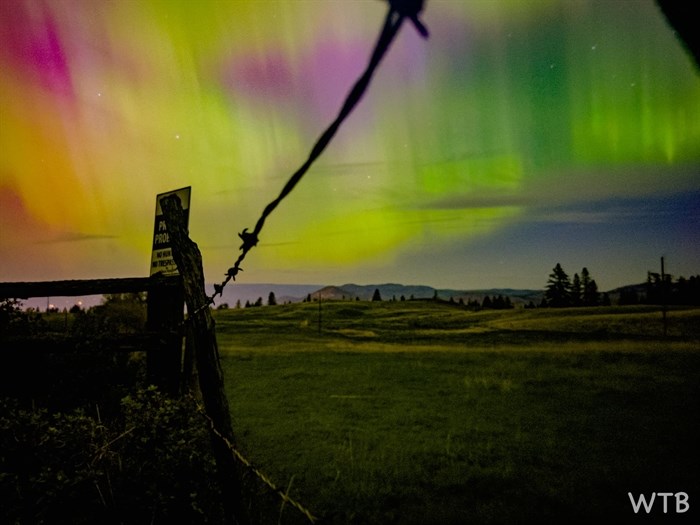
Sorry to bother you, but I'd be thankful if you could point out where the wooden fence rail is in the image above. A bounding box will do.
[0,274,184,395]
[0,275,180,299]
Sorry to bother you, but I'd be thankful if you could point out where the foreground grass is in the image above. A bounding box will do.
[215,303,700,524]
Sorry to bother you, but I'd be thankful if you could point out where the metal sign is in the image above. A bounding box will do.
[149,186,191,276]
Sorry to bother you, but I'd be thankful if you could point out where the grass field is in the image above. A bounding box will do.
[214,301,700,524]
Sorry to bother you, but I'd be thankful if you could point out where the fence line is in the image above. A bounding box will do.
[189,395,320,524]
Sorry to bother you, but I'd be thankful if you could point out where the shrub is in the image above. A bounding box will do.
[0,298,46,336]
[0,388,223,524]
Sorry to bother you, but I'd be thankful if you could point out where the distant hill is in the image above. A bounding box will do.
[202,278,699,309]
[311,283,437,301]
[606,283,647,304]
[308,283,544,305]
[202,282,546,306]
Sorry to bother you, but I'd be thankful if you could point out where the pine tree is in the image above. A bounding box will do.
[571,273,582,306]
[268,291,277,306]
[581,267,599,306]
[372,288,382,302]
[545,263,572,307]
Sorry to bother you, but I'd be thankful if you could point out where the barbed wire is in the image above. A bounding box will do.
[171,3,429,521]
[195,1,428,313]
[188,395,320,524]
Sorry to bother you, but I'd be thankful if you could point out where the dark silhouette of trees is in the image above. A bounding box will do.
[645,273,700,305]
[676,276,700,304]
[467,299,480,309]
[581,267,599,306]
[372,288,382,302]
[646,271,671,304]
[571,273,582,306]
[268,291,277,306]
[545,263,572,307]
[480,295,513,310]
[544,264,603,308]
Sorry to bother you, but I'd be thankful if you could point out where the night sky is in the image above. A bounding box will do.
[1,0,699,293]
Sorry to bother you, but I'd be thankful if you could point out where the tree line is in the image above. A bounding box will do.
[209,265,700,311]
[620,273,700,306]
[544,264,608,308]
[544,263,700,307]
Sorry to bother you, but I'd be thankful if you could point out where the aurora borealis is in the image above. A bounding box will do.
[1,0,699,292]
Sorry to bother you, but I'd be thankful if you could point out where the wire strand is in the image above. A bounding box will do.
[205,6,417,308]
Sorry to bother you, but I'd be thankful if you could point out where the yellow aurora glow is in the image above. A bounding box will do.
[1,0,698,288]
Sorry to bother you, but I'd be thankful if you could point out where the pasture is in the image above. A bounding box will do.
[214,301,700,524]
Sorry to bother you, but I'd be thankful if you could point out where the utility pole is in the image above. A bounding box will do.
[661,256,668,337]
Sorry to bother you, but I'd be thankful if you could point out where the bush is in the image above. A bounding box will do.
[0,388,223,524]
[0,298,46,336]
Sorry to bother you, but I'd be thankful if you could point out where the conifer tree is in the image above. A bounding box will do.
[571,273,582,306]
[545,263,572,307]
[581,267,599,306]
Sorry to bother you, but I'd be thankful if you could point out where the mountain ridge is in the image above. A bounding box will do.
[208,282,546,305]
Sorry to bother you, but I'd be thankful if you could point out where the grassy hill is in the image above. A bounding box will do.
[213,302,700,524]
[215,300,700,348]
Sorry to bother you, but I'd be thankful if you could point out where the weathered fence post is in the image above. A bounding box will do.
[159,194,248,525]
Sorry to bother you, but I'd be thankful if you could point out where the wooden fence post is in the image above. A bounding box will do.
[159,194,248,525]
